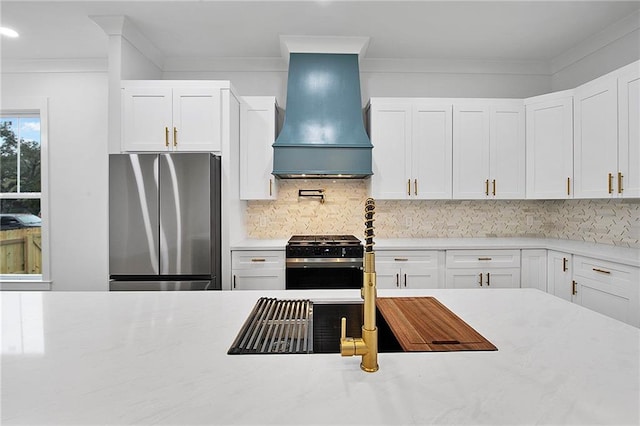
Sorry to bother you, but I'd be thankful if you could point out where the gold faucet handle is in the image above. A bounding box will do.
[341,317,347,340]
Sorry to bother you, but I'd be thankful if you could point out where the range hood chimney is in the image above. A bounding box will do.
[273,51,373,178]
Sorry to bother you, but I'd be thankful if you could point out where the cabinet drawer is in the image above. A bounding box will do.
[446,250,521,269]
[232,268,285,290]
[573,256,638,298]
[376,250,442,268]
[231,250,285,269]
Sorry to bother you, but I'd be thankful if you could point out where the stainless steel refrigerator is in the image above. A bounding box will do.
[109,153,221,290]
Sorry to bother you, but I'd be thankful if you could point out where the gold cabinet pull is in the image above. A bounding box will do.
[562,257,568,272]
[618,172,623,194]
[485,179,489,196]
[572,280,577,296]
[269,179,273,196]
[396,273,399,288]
[414,179,418,196]
[608,173,613,194]
[492,179,496,196]
[233,275,236,289]
[479,273,483,287]
[165,126,169,147]
[404,273,407,288]
[592,268,611,275]
[478,257,492,261]
[486,272,490,286]
[567,177,571,196]
[173,127,177,147]
[251,258,266,262]
[394,258,409,262]
[407,179,411,196]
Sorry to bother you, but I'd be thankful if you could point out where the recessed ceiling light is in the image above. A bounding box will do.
[0,27,19,38]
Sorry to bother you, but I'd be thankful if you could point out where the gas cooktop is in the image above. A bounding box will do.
[288,235,361,246]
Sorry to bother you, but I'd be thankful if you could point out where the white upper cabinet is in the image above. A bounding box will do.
[618,62,640,198]
[525,92,574,199]
[121,81,223,152]
[573,76,618,198]
[240,96,278,200]
[369,99,452,200]
[574,61,640,198]
[453,100,525,199]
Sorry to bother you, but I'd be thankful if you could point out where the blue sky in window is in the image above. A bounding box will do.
[20,118,40,142]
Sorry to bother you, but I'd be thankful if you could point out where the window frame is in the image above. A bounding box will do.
[0,97,50,290]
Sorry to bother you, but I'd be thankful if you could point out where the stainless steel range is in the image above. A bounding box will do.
[285,235,364,290]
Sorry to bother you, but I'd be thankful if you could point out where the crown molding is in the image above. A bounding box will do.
[0,58,107,73]
[279,35,370,62]
[551,9,640,74]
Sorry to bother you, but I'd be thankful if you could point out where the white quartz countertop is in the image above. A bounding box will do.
[2,289,638,425]
[232,238,640,266]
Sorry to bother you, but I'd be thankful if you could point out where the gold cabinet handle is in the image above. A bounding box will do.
[407,179,411,196]
[394,258,409,262]
[165,126,169,147]
[485,179,489,196]
[233,275,237,289]
[618,172,623,194]
[478,257,492,261]
[592,268,611,275]
[608,173,613,194]
[269,179,273,196]
[562,257,568,272]
[572,280,577,296]
[492,179,496,196]
[486,272,490,286]
[414,179,418,196]
[567,177,571,196]
[173,127,177,147]
[251,258,266,262]
[404,273,407,288]
[479,273,483,287]
[396,273,399,288]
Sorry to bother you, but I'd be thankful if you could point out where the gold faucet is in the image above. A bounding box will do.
[340,198,378,372]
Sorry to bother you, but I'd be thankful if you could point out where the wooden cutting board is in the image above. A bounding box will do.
[376,297,497,352]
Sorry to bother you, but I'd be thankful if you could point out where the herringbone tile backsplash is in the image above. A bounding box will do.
[246,180,640,248]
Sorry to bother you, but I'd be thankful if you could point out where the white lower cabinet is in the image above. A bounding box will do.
[521,249,547,291]
[572,256,639,327]
[376,250,444,289]
[547,250,573,301]
[231,250,285,290]
[445,250,521,288]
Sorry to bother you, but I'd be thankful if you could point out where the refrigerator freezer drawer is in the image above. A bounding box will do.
[109,280,213,291]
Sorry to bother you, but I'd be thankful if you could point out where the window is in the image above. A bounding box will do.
[0,98,49,287]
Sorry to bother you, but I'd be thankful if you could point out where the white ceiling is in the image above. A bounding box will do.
[1,1,639,64]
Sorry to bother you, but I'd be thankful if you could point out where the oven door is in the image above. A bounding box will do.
[286,259,363,289]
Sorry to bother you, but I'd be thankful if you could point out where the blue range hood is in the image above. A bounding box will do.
[272,53,373,178]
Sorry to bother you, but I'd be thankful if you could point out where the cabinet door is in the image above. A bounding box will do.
[172,87,221,151]
[484,268,521,288]
[232,269,285,290]
[521,249,547,291]
[402,264,440,289]
[122,87,172,151]
[376,266,401,289]
[445,269,484,289]
[240,97,277,200]
[370,101,412,199]
[618,63,640,198]
[411,103,452,199]
[490,105,525,199]
[574,77,618,198]
[453,105,490,199]
[547,250,572,302]
[525,97,573,199]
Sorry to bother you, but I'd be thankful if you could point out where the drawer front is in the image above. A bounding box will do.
[376,250,442,268]
[446,250,521,269]
[232,268,285,290]
[573,256,637,286]
[231,250,285,269]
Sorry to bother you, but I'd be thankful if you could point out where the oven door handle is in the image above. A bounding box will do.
[286,259,363,268]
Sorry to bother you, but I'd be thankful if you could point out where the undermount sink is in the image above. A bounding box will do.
[227,298,402,355]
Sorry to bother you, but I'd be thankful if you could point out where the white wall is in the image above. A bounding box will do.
[1,71,109,291]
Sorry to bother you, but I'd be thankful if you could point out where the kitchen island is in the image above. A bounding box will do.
[2,289,638,425]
